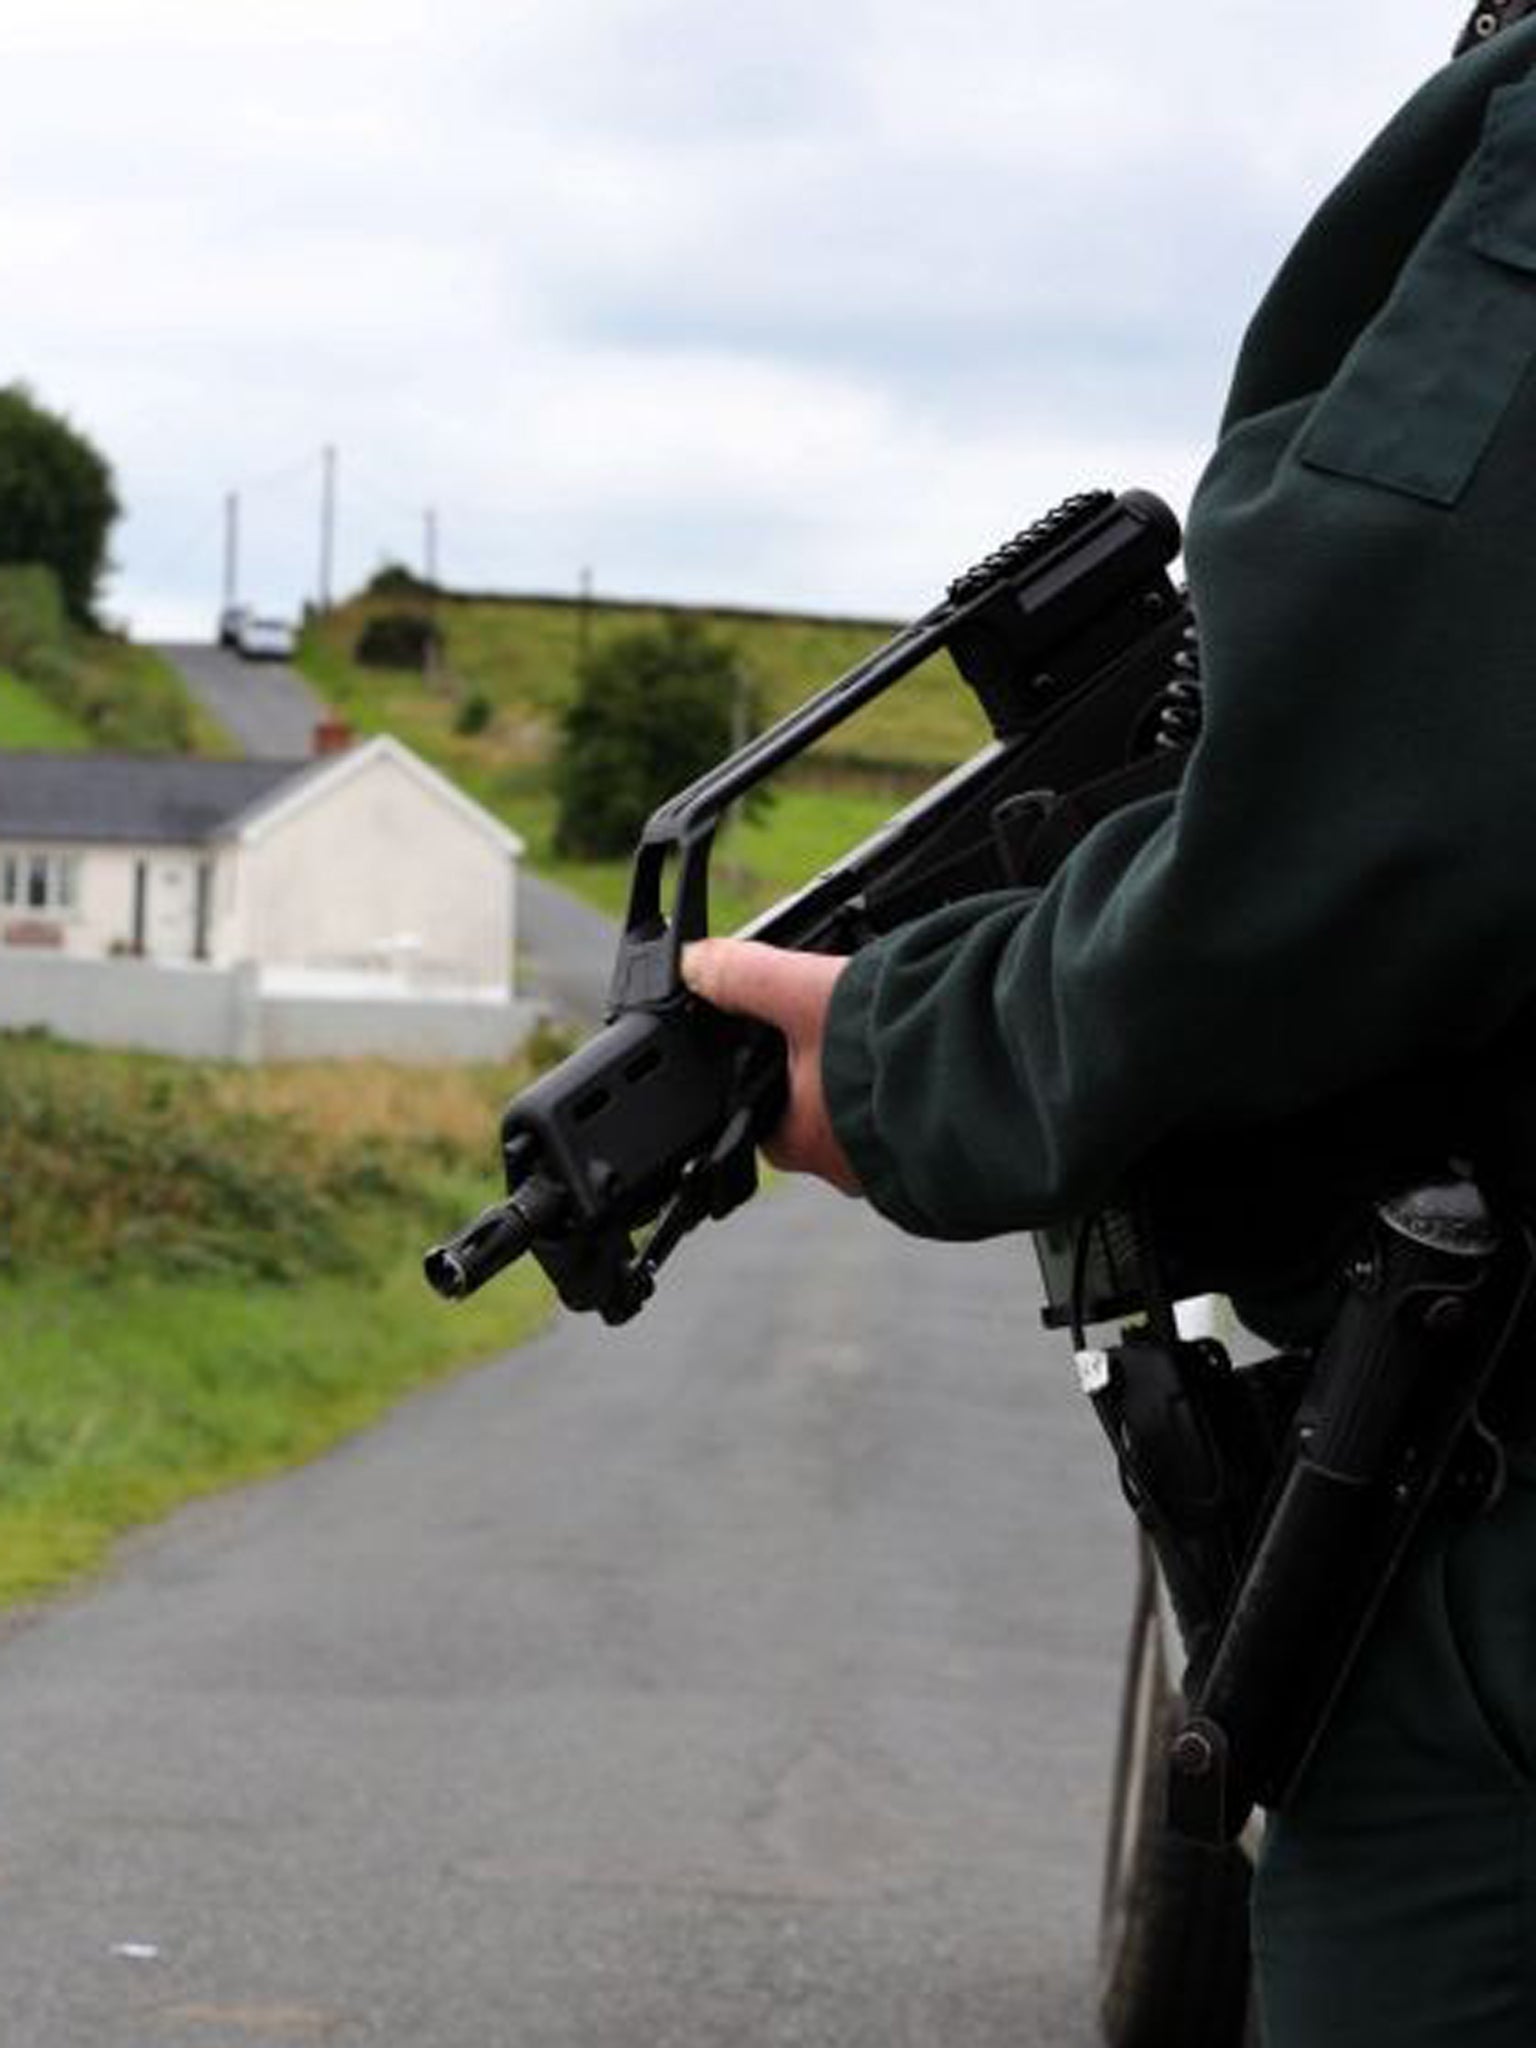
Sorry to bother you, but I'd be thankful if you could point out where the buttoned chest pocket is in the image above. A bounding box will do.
[1298,78,1536,506]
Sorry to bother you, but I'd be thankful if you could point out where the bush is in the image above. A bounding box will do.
[454,690,493,736]
[554,616,748,859]
[366,561,434,600]
[354,609,442,671]
[0,1042,347,1283]
[0,384,119,625]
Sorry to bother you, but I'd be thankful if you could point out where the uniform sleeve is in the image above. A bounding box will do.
[823,63,1536,1240]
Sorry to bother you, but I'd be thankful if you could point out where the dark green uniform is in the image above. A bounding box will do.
[823,24,1536,2044]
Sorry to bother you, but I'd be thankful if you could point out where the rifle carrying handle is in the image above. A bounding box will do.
[606,490,1180,1015]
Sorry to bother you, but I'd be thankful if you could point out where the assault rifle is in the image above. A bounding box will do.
[424,487,1188,1323]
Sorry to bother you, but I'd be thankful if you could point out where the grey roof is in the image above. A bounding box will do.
[0,752,326,847]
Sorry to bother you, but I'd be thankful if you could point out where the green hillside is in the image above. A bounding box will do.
[0,564,227,755]
[305,585,986,776]
[0,668,89,749]
[300,585,991,924]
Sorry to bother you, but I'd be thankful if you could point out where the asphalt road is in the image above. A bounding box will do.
[517,871,621,1026]
[156,643,328,758]
[0,1182,1134,2048]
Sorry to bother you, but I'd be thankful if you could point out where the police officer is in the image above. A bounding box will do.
[684,8,1536,2042]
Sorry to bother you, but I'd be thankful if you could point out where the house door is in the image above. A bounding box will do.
[145,857,198,960]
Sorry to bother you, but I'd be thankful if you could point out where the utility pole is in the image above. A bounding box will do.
[422,508,443,688]
[222,491,240,613]
[576,565,593,667]
[317,444,337,611]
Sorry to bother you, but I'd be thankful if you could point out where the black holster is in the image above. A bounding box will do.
[1086,1172,1535,1846]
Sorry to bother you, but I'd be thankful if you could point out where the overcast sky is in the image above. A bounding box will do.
[2,1,1466,637]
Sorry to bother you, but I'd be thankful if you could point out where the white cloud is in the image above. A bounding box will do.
[0,0,1469,633]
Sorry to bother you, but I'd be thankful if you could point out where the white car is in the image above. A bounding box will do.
[235,615,298,661]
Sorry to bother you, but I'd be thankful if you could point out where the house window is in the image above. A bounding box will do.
[1,850,77,913]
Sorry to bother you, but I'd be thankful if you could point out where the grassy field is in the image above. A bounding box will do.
[304,587,985,780]
[0,1034,560,1603]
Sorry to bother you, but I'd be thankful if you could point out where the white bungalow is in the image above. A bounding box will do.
[0,736,532,1061]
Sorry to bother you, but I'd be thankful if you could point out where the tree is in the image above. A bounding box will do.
[554,615,749,859]
[0,383,120,624]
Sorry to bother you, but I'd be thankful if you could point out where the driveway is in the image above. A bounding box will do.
[517,870,622,1026]
[157,642,329,759]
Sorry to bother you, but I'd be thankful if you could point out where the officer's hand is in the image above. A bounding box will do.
[681,937,863,1196]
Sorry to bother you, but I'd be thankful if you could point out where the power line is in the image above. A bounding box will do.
[231,450,320,499]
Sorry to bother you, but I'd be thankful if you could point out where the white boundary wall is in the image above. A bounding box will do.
[0,956,540,1063]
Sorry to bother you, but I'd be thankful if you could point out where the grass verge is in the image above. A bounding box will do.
[0,1035,560,1604]
[0,1256,546,1605]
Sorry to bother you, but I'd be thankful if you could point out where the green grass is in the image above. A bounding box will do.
[0,667,89,749]
[0,1035,561,1602]
[0,564,229,755]
[0,1252,546,1603]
